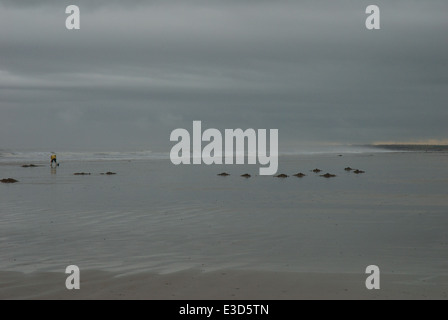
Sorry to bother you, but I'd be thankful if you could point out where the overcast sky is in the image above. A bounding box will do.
[0,0,447,151]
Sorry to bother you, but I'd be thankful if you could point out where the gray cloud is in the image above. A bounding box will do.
[1,0,447,151]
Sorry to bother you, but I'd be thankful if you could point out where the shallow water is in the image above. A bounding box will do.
[1,152,448,276]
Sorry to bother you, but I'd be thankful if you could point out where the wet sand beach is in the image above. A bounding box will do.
[1,150,448,299]
[1,269,447,300]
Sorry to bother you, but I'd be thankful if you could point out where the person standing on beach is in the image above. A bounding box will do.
[50,153,58,167]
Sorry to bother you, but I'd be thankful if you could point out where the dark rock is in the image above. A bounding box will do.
[344,167,354,171]
[74,173,91,175]
[274,174,289,178]
[312,168,322,173]
[320,173,336,178]
[101,172,117,175]
[353,170,365,174]
[1,178,19,183]
[217,172,230,176]
[241,174,251,178]
[22,164,38,168]
[293,173,306,177]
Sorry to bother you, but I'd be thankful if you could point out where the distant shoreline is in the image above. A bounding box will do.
[369,144,448,152]
[1,145,447,165]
